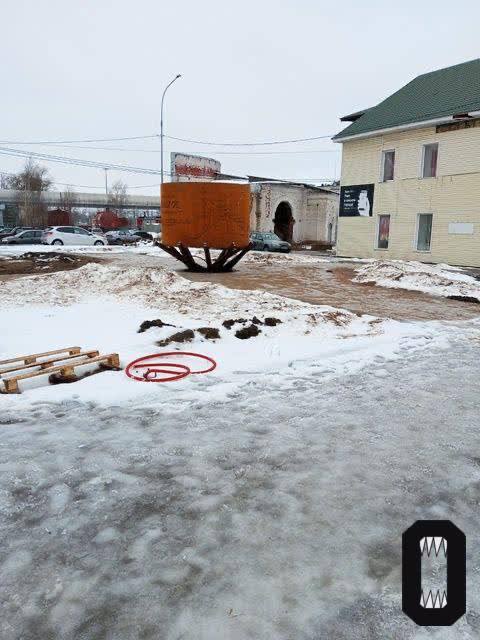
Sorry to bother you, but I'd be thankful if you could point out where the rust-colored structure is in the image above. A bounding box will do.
[47,208,71,226]
[92,209,129,231]
[158,182,252,272]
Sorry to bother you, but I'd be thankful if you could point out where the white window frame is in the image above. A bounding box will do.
[375,214,391,250]
[420,142,439,179]
[414,213,434,252]
[380,149,396,182]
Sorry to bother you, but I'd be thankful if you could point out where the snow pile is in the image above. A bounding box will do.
[353,260,480,300]
[242,251,329,266]
[0,262,347,320]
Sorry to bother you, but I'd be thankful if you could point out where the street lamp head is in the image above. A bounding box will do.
[175,74,182,79]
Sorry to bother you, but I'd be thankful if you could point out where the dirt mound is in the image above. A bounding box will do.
[157,329,195,347]
[197,327,221,340]
[235,324,262,340]
[264,317,282,326]
[138,319,177,333]
[0,252,97,277]
[223,316,282,329]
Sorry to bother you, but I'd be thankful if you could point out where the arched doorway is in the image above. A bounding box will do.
[273,201,294,242]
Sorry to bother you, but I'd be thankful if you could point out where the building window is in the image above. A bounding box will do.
[416,213,433,251]
[376,215,390,249]
[381,150,395,182]
[422,143,438,178]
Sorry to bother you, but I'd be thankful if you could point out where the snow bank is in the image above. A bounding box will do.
[0,262,336,317]
[353,260,480,300]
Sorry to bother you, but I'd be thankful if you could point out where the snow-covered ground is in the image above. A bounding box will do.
[0,261,453,406]
[354,260,480,301]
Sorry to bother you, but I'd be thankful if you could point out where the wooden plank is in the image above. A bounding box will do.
[1,353,120,394]
[0,350,99,376]
[0,347,81,367]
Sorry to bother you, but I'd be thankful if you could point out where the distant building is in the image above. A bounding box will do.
[169,153,339,247]
[333,58,480,267]
[249,179,339,246]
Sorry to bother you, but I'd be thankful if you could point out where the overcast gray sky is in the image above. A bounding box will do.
[1,0,479,195]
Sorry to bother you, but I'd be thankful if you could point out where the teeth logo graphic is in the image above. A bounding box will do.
[402,521,466,626]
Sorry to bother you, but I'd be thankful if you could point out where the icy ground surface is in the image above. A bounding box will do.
[1,335,480,639]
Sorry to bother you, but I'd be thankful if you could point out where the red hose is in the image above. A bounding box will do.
[125,351,217,383]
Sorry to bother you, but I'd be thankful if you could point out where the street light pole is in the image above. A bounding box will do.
[160,74,182,188]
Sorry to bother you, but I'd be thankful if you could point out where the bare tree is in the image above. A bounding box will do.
[3,160,52,226]
[0,172,11,189]
[109,179,128,212]
[59,186,77,212]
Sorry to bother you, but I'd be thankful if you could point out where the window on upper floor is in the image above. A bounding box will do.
[422,143,438,178]
[381,150,395,182]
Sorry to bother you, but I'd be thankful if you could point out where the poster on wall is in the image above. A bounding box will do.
[339,184,375,217]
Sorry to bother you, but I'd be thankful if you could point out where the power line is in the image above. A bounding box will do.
[0,167,161,191]
[0,134,158,145]
[164,134,334,146]
[0,132,335,147]
[0,146,165,176]
[1,147,337,185]
[2,142,340,155]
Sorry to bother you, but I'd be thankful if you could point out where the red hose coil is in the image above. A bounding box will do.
[125,351,217,383]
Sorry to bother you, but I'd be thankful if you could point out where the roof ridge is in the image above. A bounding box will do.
[333,58,480,141]
[415,57,480,79]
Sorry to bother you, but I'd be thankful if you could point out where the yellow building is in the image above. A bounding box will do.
[333,58,480,267]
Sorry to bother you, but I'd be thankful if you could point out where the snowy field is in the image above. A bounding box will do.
[1,252,480,638]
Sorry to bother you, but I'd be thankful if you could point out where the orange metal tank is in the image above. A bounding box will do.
[161,182,250,249]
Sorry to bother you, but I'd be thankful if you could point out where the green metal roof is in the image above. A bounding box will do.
[333,58,480,141]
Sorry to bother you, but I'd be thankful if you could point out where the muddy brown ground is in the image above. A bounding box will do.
[181,261,480,322]
[0,252,99,279]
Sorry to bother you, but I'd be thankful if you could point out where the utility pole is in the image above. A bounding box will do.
[160,74,182,188]
[104,168,108,208]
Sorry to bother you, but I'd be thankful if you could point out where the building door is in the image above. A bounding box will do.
[273,202,294,242]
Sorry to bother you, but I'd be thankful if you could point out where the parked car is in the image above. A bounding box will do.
[89,227,107,238]
[42,226,106,246]
[105,230,141,245]
[129,230,153,242]
[0,226,33,240]
[250,231,291,253]
[1,229,43,245]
